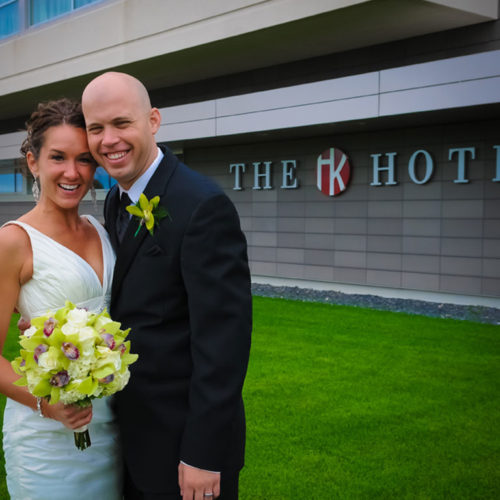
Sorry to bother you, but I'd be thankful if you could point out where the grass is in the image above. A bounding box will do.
[0,298,498,499]
[240,297,499,499]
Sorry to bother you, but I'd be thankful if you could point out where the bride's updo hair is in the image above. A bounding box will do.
[20,98,86,160]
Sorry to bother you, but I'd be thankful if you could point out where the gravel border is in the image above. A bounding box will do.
[252,283,500,325]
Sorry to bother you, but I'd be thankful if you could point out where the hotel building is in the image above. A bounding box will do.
[1,0,499,306]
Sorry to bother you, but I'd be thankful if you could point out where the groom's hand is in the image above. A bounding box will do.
[178,462,220,499]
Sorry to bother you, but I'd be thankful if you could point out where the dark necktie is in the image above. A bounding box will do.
[116,192,132,243]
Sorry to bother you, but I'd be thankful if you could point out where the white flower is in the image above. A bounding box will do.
[79,326,97,343]
[59,388,88,405]
[23,326,37,338]
[95,346,122,371]
[37,351,59,371]
[66,308,90,328]
[60,324,96,354]
[76,327,98,357]
[61,323,79,336]
[67,359,92,379]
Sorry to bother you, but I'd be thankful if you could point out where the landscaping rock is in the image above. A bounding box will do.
[252,284,500,325]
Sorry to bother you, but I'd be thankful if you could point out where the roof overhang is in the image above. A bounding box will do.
[0,0,498,123]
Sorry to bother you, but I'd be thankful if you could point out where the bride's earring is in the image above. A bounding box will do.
[32,175,40,203]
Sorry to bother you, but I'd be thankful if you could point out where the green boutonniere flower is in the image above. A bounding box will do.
[126,193,169,236]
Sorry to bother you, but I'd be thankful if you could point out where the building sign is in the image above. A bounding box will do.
[370,147,487,185]
[229,145,500,191]
[316,148,351,197]
[229,160,298,190]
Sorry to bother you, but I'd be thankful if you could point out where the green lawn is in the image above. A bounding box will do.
[239,297,499,499]
[1,298,499,499]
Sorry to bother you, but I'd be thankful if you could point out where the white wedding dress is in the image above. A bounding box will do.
[2,215,122,500]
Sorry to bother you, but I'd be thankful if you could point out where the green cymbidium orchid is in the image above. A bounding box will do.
[126,193,169,236]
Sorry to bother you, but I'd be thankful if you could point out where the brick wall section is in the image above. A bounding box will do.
[185,119,500,298]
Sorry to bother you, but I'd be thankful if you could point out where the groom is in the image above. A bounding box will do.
[82,72,252,500]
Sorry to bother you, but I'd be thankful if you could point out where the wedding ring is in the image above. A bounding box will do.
[204,494,214,498]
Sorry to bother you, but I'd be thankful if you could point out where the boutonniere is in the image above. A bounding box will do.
[126,193,170,236]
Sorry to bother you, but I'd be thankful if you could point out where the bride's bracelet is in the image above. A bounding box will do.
[36,397,45,418]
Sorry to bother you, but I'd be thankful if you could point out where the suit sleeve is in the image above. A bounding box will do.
[179,193,252,471]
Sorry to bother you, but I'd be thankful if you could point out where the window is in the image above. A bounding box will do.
[0,0,103,39]
[30,0,98,25]
[30,0,72,25]
[94,166,117,190]
[0,159,24,193]
[0,0,19,39]
[30,0,101,26]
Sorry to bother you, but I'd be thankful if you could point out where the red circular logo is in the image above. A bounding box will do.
[316,147,351,196]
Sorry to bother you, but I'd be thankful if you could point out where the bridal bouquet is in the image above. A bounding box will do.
[11,301,138,450]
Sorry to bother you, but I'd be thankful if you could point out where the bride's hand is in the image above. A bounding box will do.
[41,399,93,430]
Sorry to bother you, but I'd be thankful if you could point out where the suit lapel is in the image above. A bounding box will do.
[111,149,177,303]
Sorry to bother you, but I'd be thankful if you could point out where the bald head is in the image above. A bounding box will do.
[82,72,152,113]
[81,72,161,190]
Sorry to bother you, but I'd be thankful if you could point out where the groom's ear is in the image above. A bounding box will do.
[149,108,161,135]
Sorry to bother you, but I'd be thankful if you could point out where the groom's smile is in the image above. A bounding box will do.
[106,151,128,161]
[102,149,132,167]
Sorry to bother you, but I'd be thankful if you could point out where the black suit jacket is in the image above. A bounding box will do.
[105,146,252,493]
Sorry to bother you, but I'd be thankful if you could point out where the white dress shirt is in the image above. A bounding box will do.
[118,147,164,207]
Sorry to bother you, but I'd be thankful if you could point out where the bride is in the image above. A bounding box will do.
[0,99,122,498]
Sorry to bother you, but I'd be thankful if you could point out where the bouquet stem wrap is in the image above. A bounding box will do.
[73,398,92,451]
[74,425,91,451]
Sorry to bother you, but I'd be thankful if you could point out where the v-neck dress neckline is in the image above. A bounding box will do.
[6,215,115,319]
